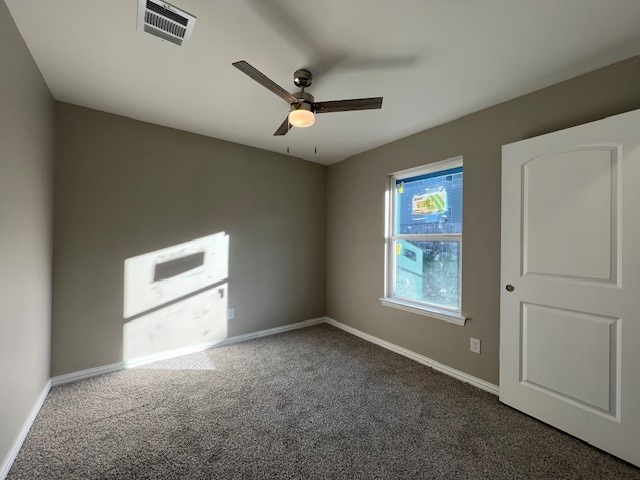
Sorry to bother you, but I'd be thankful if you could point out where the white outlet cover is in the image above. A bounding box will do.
[227,308,235,320]
[470,337,481,354]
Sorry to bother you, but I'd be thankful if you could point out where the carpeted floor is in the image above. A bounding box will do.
[7,324,640,479]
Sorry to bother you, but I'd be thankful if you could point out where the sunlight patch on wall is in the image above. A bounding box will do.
[123,232,229,363]
[123,285,228,361]
[124,232,229,319]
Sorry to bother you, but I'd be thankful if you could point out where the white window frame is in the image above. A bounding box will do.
[381,156,467,326]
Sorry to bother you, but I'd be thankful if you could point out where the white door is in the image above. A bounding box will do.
[500,109,640,467]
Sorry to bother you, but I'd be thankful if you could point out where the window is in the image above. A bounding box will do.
[382,157,465,325]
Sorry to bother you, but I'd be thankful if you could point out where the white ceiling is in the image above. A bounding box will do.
[6,0,640,165]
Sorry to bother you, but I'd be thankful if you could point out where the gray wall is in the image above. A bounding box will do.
[327,56,640,385]
[0,0,54,468]
[52,103,326,376]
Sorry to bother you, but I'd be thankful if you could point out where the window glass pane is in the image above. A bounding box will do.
[395,168,462,235]
[394,240,460,309]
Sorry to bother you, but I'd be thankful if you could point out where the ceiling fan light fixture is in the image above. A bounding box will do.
[288,104,315,128]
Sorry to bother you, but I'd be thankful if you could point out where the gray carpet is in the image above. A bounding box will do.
[8,324,640,479]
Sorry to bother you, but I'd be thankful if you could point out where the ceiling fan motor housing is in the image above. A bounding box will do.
[291,91,314,113]
[293,69,313,88]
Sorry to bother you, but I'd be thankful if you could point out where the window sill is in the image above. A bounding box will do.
[379,297,467,326]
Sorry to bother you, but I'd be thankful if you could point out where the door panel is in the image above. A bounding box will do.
[523,147,617,282]
[521,302,618,415]
[500,109,639,467]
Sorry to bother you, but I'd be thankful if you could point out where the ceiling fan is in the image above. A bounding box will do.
[232,60,383,136]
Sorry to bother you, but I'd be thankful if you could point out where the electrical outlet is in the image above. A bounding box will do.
[470,337,481,354]
[227,308,235,320]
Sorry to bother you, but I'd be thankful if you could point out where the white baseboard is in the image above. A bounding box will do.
[0,379,51,480]
[52,317,327,382]
[216,317,326,347]
[50,362,124,387]
[125,317,326,369]
[51,315,498,393]
[324,316,500,396]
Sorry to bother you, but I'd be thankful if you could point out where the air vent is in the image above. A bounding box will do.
[137,0,196,46]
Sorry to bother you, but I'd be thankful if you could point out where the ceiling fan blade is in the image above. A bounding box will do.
[314,97,383,114]
[232,61,300,104]
[273,116,291,136]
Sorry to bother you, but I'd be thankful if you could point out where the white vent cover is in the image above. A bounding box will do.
[137,0,196,46]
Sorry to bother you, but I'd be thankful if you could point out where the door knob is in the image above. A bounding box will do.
[505,284,514,292]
